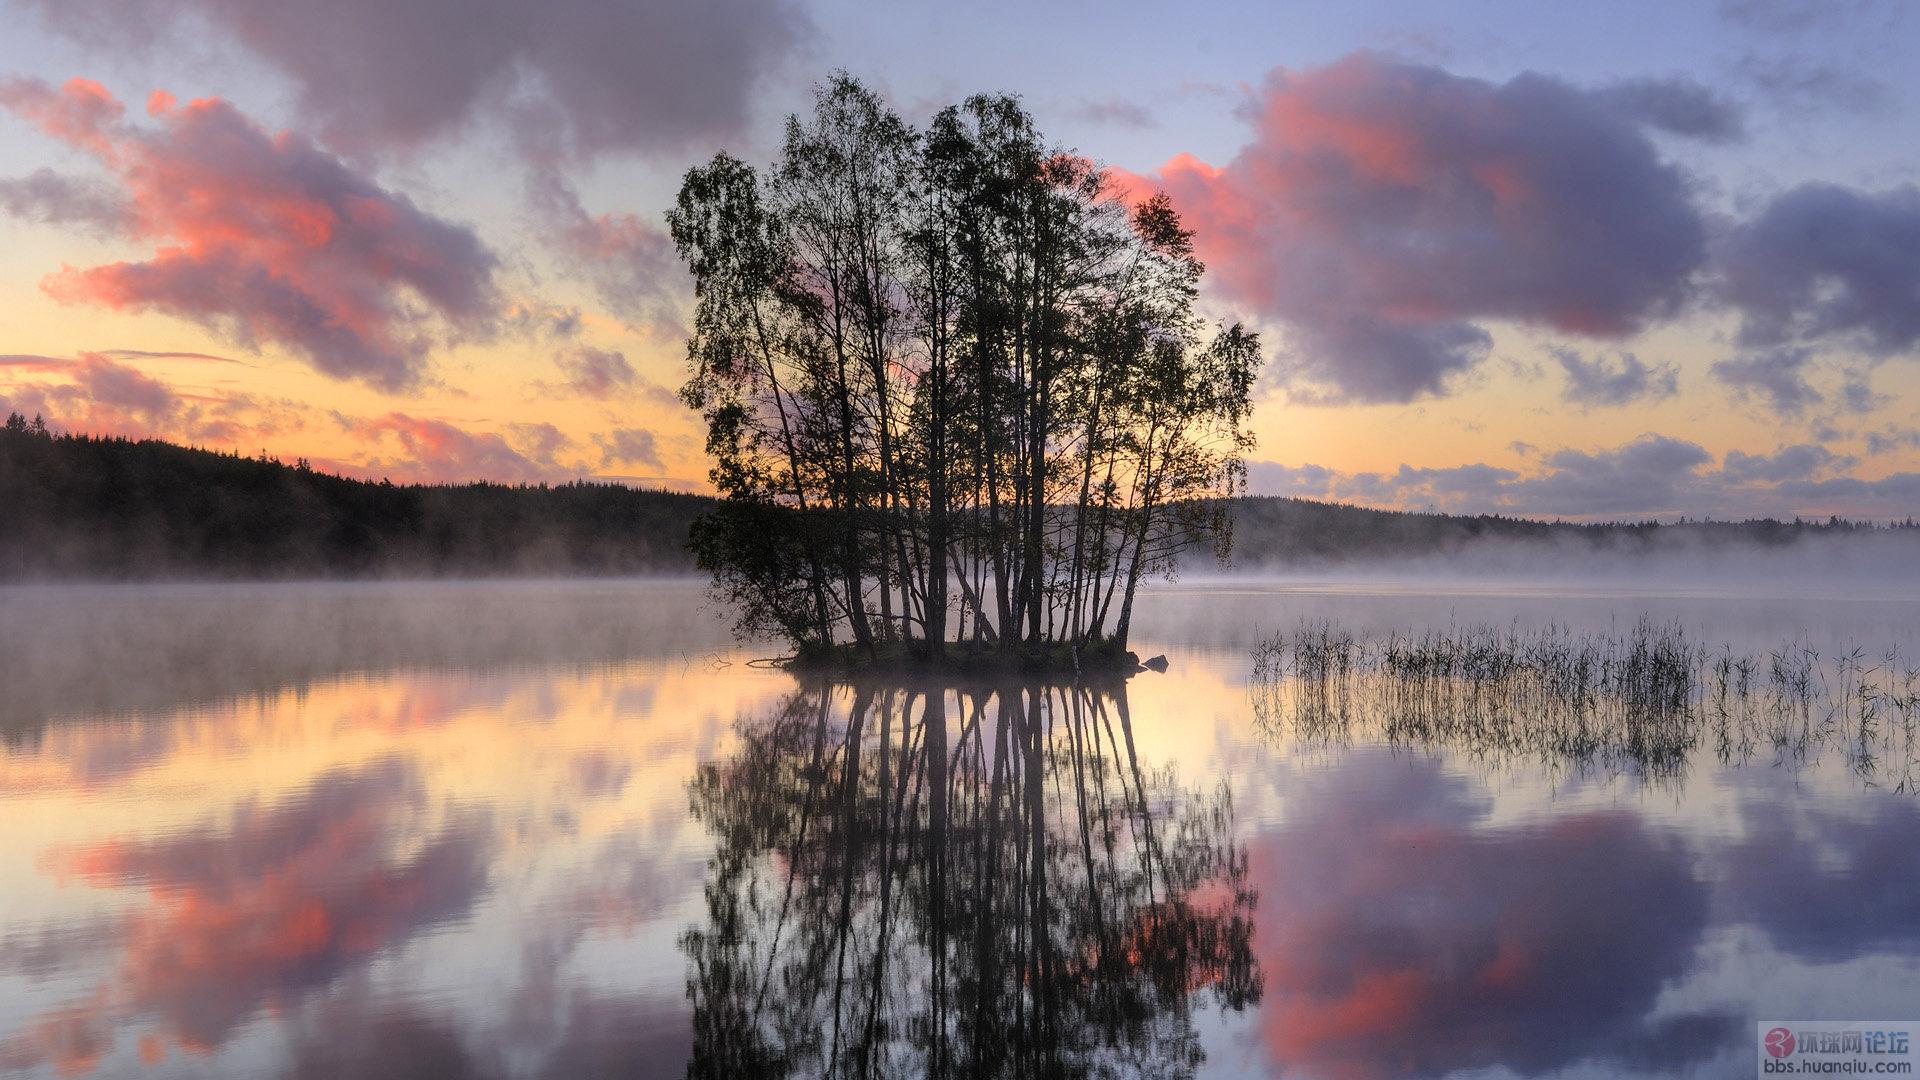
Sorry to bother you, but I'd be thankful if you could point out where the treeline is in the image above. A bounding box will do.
[3,419,1911,581]
[1224,497,1919,565]
[0,419,706,579]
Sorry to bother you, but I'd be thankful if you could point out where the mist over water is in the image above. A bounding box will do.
[1223,527,1920,601]
[0,577,1915,1078]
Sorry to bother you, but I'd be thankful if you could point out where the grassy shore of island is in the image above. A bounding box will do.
[782,637,1154,682]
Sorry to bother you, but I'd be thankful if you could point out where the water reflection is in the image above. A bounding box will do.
[0,583,1917,1078]
[683,685,1259,1078]
[1249,752,1737,1078]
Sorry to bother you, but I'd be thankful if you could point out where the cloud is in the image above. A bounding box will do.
[339,412,576,484]
[0,166,130,234]
[1864,425,1920,456]
[1733,53,1891,114]
[1769,471,1920,514]
[0,77,499,390]
[1240,431,1906,519]
[1491,434,1714,516]
[1839,370,1889,414]
[1551,346,1679,408]
[1718,0,1869,33]
[68,352,178,419]
[1246,434,1710,518]
[504,302,584,341]
[98,348,247,365]
[1710,346,1822,416]
[1129,52,1708,403]
[18,0,808,162]
[505,421,574,467]
[1067,96,1154,129]
[530,175,686,336]
[1595,76,1746,142]
[1717,183,1920,359]
[2,353,179,429]
[1245,461,1339,500]
[0,354,73,373]
[1340,462,1522,508]
[551,346,633,399]
[2,352,331,447]
[541,345,679,409]
[1720,443,1846,483]
[593,427,664,471]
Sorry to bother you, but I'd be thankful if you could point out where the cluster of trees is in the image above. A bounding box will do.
[0,417,706,578]
[671,76,1259,662]
[684,685,1259,1077]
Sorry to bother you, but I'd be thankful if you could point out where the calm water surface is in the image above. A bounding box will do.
[1,579,1916,1078]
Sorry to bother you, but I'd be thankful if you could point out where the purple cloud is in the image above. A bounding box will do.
[1710,347,1822,416]
[0,166,130,234]
[1721,443,1848,483]
[1595,77,1746,142]
[1552,346,1680,408]
[19,0,808,161]
[593,428,664,471]
[1718,183,1920,358]
[1134,52,1710,403]
[530,175,686,336]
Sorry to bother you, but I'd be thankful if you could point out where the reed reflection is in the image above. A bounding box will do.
[682,684,1260,1078]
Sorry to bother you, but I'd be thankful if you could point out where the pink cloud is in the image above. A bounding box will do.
[0,353,303,446]
[0,77,498,390]
[531,175,686,336]
[339,411,576,484]
[544,345,680,407]
[592,427,664,471]
[1126,53,1709,403]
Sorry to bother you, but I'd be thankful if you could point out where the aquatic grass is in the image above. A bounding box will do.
[1251,620,1920,789]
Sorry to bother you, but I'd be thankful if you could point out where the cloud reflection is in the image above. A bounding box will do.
[1253,753,1735,1079]
[32,757,491,1061]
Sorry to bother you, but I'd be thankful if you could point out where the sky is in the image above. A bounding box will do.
[0,0,1916,521]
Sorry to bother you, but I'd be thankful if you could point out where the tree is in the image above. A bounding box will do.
[671,74,1261,664]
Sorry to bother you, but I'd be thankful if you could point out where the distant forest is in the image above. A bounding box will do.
[1,418,1913,581]
[0,417,707,578]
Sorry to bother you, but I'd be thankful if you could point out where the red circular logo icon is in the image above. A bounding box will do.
[1765,1028,1797,1059]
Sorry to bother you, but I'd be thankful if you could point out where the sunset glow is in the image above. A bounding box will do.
[1,1,1915,518]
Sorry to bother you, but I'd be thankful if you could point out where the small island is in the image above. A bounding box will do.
[671,76,1260,676]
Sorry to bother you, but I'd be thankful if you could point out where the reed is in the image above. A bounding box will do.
[1251,620,1920,789]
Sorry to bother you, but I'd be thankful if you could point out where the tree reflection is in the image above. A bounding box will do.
[682,684,1259,1078]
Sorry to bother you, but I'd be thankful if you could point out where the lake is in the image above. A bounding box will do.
[1,579,1916,1078]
